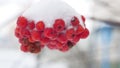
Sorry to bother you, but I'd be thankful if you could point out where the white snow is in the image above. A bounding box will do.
[23,0,85,28]
[0,49,36,68]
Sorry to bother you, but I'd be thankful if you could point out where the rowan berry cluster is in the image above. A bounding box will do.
[15,16,89,53]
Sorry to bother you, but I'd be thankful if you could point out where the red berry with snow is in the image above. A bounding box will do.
[56,41,63,49]
[76,25,85,35]
[31,30,41,41]
[28,36,35,43]
[40,44,45,49]
[66,28,76,40]
[71,16,79,26]
[53,19,65,32]
[17,16,28,28]
[47,42,57,50]
[19,38,29,45]
[20,45,29,52]
[72,34,81,43]
[20,29,30,38]
[57,33,67,43]
[40,37,50,45]
[48,40,57,47]
[28,21,35,30]
[15,27,21,38]
[14,0,90,53]
[67,41,74,48]
[81,15,86,23]
[59,41,74,52]
[44,28,57,39]
[80,28,89,39]
[59,45,69,52]
[28,43,41,53]
[36,21,45,31]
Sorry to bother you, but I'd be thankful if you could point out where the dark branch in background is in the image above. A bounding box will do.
[90,17,120,27]
[94,0,110,7]
[36,54,40,68]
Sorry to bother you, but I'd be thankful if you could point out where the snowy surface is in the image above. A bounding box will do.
[40,62,68,68]
[0,49,36,68]
[23,0,85,28]
[0,49,70,68]
[0,0,32,28]
[0,0,92,30]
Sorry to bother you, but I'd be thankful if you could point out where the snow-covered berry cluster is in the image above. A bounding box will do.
[14,0,89,54]
[15,15,89,53]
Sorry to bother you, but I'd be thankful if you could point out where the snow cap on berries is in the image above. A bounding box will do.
[22,0,85,28]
